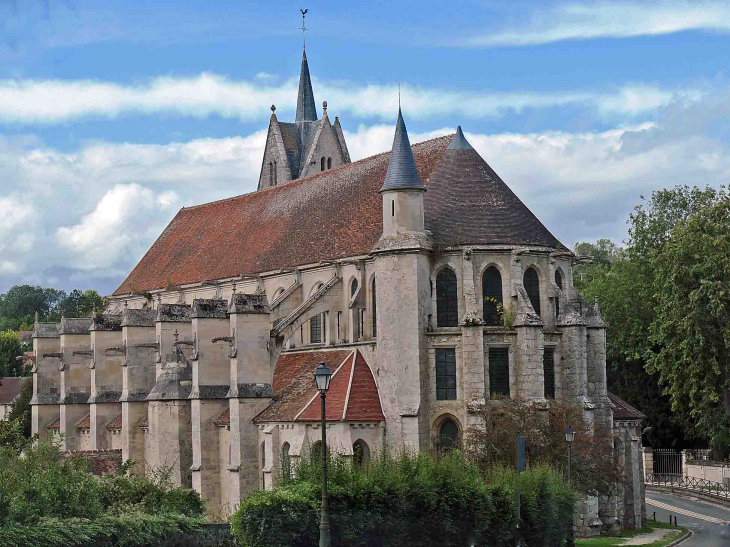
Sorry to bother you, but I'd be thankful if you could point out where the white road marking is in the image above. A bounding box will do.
[647,498,730,525]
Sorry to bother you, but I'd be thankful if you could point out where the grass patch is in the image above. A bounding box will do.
[575,521,687,546]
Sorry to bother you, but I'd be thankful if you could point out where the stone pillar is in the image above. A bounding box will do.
[121,308,158,471]
[59,318,93,451]
[145,304,193,487]
[228,293,274,505]
[89,314,124,450]
[643,447,653,479]
[513,323,545,401]
[262,424,281,490]
[190,298,230,514]
[31,320,62,442]
[558,322,588,400]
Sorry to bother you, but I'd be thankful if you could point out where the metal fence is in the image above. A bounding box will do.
[646,473,730,499]
[653,448,682,476]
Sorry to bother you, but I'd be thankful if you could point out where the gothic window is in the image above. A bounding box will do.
[436,348,457,400]
[436,268,458,327]
[327,157,332,169]
[281,442,291,479]
[482,266,503,326]
[260,441,266,488]
[353,439,370,466]
[310,314,322,343]
[489,347,510,397]
[523,268,541,315]
[321,157,325,171]
[555,269,563,291]
[438,419,459,451]
[544,347,555,399]
[372,277,377,338]
[351,278,358,297]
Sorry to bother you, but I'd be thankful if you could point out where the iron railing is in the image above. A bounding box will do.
[646,473,730,499]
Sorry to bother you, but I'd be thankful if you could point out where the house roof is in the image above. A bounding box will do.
[253,349,383,423]
[114,135,450,295]
[0,377,30,405]
[424,131,563,248]
[114,125,566,296]
[608,392,647,421]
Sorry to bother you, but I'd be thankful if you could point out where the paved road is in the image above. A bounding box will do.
[647,491,730,545]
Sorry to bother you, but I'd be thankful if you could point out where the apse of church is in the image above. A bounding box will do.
[32,36,646,535]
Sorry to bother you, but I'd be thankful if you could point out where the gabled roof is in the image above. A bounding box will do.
[424,130,564,248]
[608,392,647,421]
[114,135,451,295]
[75,413,91,430]
[0,377,30,405]
[253,349,383,423]
[296,51,317,123]
[47,416,61,430]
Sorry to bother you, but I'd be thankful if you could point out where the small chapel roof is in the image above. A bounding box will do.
[379,108,425,193]
[296,51,318,123]
[608,392,647,421]
[253,349,383,424]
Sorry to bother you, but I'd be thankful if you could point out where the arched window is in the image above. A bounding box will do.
[436,268,458,327]
[281,442,291,479]
[555,269,563,291]
[321,157,326,171]
[353,439,370,466]
[523,268,541,315]
[439,419,459,451]
[351,278,358,297]
[482,267,503,326]
[372,277,377,338]
[327,157,332,169]
[310,314,322,343]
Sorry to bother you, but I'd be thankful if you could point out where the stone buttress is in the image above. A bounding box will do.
[89,313,124,450]
[31,318,62,442]
[58,317,93,451]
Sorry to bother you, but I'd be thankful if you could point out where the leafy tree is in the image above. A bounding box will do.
[0,330,24,377]
[8,379,33,438]
[647,195,730,439]
[0,285,65,330]
[572,239,624,291]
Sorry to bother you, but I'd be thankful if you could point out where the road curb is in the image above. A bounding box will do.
[665,528,693,546]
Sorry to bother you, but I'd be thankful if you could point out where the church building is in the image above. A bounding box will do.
[30,42,646,535]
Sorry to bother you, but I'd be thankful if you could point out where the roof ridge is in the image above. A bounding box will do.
[182,133,453,212]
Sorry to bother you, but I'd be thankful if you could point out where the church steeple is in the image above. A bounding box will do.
[296,51,318,122]
[380,108,424,193]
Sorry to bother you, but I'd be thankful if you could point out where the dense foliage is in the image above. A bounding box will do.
[575,185,729,449]
[6,379,33,438]
[0,284,106,331]
[466,399,620,495]
[0,330,27,377]
[231,450,576,547]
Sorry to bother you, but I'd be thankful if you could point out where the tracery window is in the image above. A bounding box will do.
[543,347,555,399]
[489,347,510,397]
[523,268,541,316]
[436,348,457,401]
[310,314,322,343]
[482,266,503,326]
[438,419,459,451]
[436,268,458,327]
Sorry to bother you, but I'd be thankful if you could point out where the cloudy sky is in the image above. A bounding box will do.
[1,0,729,295]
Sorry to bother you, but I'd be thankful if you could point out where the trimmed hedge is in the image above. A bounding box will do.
[230,451,576,547]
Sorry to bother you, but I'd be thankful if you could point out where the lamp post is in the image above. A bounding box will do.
[564,425,576,547]
[314,362,333,547]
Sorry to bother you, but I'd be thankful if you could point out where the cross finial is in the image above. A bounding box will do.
[299,8,309,50]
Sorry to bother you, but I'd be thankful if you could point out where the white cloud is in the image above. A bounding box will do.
[464,2,730,47]
[0,74,701,125]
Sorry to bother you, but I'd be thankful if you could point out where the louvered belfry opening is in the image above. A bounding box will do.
[482,267,503,326]
[523,268,541,316]
[543,347,556,399]
[489,347,510,397]
[436,268,458,327]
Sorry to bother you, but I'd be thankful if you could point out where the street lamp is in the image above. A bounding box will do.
[565,425,576,547]
[314,362,333,547]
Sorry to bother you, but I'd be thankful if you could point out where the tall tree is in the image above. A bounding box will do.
[0,331,24,377]
[647,195,730,438]
[0,285,65,330]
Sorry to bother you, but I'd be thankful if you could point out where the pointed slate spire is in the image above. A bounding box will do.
[447,126,474,150]
[295,51,318,122]
[380,108,424,193]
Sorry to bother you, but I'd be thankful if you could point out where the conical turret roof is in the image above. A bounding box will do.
[380,108,424,192]
[424,128,563,248]
[295,51,318,122]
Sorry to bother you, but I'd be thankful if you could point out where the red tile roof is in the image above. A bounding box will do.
[214,408,230,427]
[254,348,383,424]
[608,392,647,421]
[47,416,61,430]
[75,413,91,429]
[105,414,123,430]
[63,450,122,476]
[114,136,451,295]
[0,377,30,405]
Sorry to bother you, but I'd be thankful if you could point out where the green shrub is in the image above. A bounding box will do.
[230,450,576,547]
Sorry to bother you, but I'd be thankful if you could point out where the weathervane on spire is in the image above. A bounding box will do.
[299,8,309,50]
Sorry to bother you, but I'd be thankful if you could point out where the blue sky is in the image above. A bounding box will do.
[1,0,729,295]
